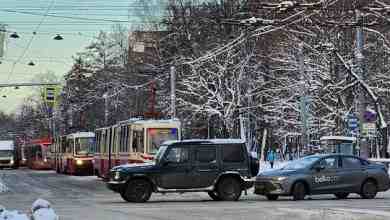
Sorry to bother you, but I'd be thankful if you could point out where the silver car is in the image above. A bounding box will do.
[254,154,390,200]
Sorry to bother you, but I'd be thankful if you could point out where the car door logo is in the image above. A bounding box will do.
[314,175,339,184]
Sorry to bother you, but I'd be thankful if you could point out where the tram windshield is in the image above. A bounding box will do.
[75,137,95,155]
[147,128,178,154]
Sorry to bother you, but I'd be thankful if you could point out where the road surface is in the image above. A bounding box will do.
[1,169,390,220]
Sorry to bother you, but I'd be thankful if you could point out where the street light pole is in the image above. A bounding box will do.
[355,10,369,158]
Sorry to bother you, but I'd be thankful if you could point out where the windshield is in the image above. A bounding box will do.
[75,137,95,155]
[282,156,320,170]
[155,145,168,164]
[0,150,13,157]
[147,128,178,154]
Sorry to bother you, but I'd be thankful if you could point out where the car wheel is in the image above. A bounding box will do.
[120,179,152,203]
[292,182,306,201]
[360,180,377,199]
[334,192,349,199]
[208,191,222,201]
[266,194,279,201]
[217,177,242,201]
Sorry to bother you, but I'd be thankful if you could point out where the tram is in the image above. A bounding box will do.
[51,132,95,175]
[24,138,52,170]
[94,119,181,179]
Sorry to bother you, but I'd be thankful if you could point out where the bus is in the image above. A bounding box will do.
[24,138,52,170]
[52,132,95,175]
[0,140,17,169]
[94,119,181,179]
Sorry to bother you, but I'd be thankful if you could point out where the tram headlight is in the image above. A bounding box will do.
[76,159,83,166]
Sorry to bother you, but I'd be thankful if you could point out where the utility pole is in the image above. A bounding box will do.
[170,66,176,119]
[355,9,369,158]
[103,92,109,126]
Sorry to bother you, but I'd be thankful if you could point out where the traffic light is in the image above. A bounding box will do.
[43,86,58,105]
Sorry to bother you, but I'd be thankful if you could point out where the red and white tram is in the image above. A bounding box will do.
[94,119,181,179]
[51,132,95,175]
[24,138,52,170]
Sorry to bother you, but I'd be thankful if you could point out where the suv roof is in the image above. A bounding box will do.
[163,139,246,146]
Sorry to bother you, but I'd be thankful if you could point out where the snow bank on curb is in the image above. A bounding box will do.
[0,199,58,220]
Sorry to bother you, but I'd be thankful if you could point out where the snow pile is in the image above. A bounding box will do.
[31,199,59,220]
[0,207,29,220]
[0,199,58,220]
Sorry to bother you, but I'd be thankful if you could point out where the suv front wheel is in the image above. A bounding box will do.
[217,177,242,201]
[120,179,152,203]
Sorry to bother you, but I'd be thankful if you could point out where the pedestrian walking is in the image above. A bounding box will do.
[267,149,276,169]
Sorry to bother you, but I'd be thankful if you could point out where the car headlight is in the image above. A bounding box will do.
[44,158,48,162]
[114,171,121,181]
[10,160,14,165]
[76,159,83,166]
[275,176,288,181]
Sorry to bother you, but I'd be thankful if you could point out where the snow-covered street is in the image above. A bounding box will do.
[1,168,390,220]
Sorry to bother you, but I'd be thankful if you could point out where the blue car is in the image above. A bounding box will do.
[254,154,390,200]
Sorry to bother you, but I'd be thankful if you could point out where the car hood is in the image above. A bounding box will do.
[111,162,156,173]
[258,168,300,177]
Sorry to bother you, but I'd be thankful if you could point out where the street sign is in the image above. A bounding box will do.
[362,123,376,137]
[363,109,377,123]
[346,113,359,135]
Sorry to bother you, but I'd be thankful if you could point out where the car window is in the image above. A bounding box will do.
[195,146,216,163]
[222,144,244,163]
[165,147,189,163]
[342,157,362,169]
[318,157,338,169]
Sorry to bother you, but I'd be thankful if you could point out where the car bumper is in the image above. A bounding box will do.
[106,181,126,193]
[254,180,289,195]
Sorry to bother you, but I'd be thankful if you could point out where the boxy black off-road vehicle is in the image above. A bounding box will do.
[106,139,258,202]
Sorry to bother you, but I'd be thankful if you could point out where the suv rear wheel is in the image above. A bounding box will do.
[217,177,242,201]
[360,180,377,199]
[208,191,221,201]
[120,179,152,203]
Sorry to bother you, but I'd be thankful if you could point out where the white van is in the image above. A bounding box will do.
[0,140,16,169]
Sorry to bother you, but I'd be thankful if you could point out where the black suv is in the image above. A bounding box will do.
[106,139,257,202]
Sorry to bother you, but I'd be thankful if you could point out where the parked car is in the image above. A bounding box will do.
[106,139,256,202]
[254,154,390,200]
